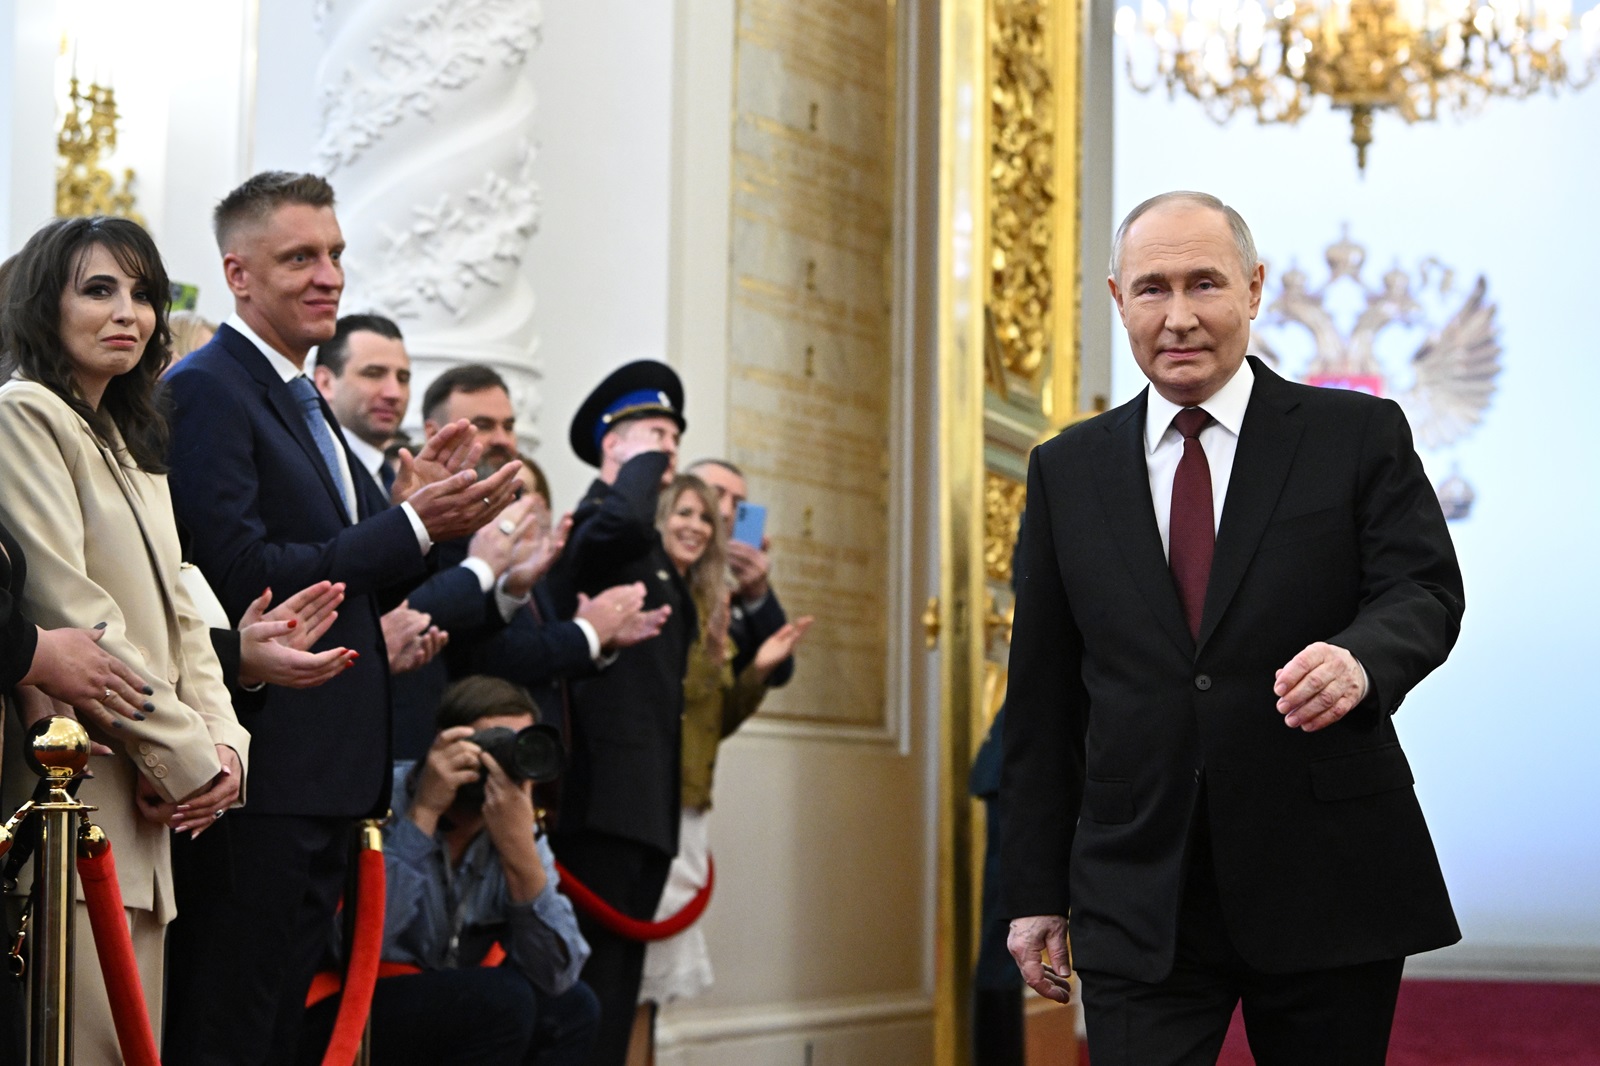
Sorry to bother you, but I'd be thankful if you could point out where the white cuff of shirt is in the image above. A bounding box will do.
[460,556,496,594]
[400,501,433,555]
[494,576,531,622]
[573,617,604,661]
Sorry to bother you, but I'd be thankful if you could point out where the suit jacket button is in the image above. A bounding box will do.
[143,754,159,767]
[152,766,167,779]
[1194,674,1212,691]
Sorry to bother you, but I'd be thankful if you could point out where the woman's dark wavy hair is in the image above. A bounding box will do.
[0,216,173,471]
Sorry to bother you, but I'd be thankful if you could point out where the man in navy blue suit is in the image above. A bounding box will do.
[162,171,523,1065]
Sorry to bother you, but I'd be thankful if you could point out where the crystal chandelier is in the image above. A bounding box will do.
[1115,0,1600,170]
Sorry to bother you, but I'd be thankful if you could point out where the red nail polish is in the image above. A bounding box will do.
[287,619,298,629]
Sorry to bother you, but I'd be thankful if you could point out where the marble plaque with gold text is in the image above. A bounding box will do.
[727,0,894,731]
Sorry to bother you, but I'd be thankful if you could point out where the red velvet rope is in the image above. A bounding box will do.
[77,843,161,1066]
[554,856,714,942]
[320,846,387,1066]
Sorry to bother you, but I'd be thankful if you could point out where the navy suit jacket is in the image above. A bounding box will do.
[1000,359,1463,982]
[166,324,428,817]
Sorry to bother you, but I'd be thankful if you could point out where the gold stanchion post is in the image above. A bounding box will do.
[13,717,95,1066]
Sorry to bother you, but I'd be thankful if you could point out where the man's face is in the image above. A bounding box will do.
[317,331,411,447]
[430,387,517,467]
[691,462,746,530]
[1108,204,1264,407]
[223,203,345,363]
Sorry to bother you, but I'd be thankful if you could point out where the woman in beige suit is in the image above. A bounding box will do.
[0,216,249,1062]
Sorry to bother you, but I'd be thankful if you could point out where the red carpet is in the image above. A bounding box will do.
[1082,980,1600,1065]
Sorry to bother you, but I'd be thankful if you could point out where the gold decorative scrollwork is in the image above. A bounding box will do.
[987,0,1055,392]
[983,471,1027,584]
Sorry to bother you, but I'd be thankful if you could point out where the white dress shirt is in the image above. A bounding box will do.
[1143,358,1255,560]
[227,314,431,554]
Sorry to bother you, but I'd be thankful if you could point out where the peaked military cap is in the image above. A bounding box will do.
[568,359,687,467]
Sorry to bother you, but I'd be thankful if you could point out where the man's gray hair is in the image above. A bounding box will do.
[1109,191,1257,283]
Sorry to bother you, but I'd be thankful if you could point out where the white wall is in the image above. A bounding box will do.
[521,0,677,506]
[1110,42,1600,972]
[1,0,67,253]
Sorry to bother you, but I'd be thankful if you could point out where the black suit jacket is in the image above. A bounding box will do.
[0,520,38,692]
[166,325,428,817]
[1000,359,1463,982]
[543,452,695,857]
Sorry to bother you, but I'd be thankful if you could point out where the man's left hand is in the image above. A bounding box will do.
[726,538,771,602]
[1274,641,1368,732]
[390,419,482,504]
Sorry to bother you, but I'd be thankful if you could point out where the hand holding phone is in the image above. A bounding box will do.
[732,502,767,548]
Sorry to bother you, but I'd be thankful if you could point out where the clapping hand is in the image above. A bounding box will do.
[502,511,572,598]
[389,420,481,505]
[237,582,355,688]
[382,602,448,674]
[751,616,813,681]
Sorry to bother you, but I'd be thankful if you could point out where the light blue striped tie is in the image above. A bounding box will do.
[288,375,353,520]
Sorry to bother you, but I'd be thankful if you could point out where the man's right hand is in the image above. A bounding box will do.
[726,538,773,602]
[408,462,524,543]
[468,494,538,576]
[409,725,482,836]
[1007,914,1073,1004]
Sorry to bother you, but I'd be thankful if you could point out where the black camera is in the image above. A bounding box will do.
[468,724,566,785]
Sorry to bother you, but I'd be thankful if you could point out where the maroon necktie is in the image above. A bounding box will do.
[1169,408,1214,640]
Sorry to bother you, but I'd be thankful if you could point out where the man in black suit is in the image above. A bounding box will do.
[542,360,693,1066]
[317,333,539,757]
[1001,191,1464,1066]
[163,171,522,1065]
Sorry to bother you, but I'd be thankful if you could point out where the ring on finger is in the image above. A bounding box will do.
[498,518,516,535]
[482,496,492,508]
[103,688,113,702]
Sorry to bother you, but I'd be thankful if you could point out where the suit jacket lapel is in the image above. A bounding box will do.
[1197,359,1304,651]
[1090,393,1194,657]
[218,325,352,526]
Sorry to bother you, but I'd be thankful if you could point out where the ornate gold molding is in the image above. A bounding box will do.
[986,0,1056,395]
[983,471,1027,584]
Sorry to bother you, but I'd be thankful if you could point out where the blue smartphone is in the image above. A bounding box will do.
[732,502,767,547]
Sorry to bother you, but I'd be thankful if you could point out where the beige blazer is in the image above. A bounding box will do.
[0,379,249,923]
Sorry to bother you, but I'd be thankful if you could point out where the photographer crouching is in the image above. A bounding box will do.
[299,676,598,1066]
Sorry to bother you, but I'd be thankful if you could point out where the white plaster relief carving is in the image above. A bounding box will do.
[361,142,541,320]
[316,0,542,173]
[315,0,546,450]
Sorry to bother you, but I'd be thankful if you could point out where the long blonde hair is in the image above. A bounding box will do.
[656,474,732,664]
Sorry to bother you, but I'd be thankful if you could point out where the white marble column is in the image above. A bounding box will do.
[313,0,545,446]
